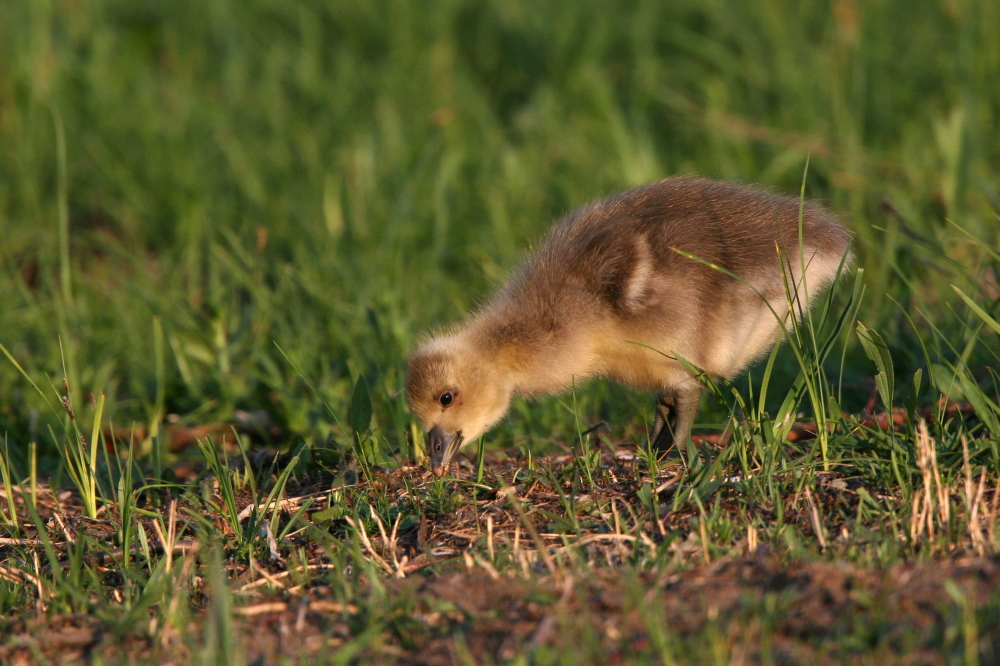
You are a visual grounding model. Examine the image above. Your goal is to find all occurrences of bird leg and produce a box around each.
[673,384,702,450]
[650,389,676,451]
[650,384,702,452]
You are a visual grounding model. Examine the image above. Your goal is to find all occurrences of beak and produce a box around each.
[428,425,464,477]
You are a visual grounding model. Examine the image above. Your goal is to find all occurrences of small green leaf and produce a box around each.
[636,483,654,512]
[312,505,347,523]
[930,363,964,401]
[856,322,894,415]
[349,375,373,438]
[959,373,1000,436]
[694,477,725,504]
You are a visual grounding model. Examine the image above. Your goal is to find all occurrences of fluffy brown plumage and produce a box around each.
[407,177,853,476]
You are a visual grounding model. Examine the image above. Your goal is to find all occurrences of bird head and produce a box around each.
[405,336,514,476]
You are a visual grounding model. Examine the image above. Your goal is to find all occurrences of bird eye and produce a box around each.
[439,392,453,407]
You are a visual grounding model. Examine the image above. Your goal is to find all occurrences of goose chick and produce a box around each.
[407,177,852,476]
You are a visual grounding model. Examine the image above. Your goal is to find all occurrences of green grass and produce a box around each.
[1,0,1000,662]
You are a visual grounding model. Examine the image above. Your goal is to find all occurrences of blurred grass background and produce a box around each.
[0,0,998,466]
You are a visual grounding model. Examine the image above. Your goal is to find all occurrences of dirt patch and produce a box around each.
[2,451,997,664]
[5,555,995,664]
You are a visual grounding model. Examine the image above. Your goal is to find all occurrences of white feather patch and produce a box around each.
[624,237,652,308]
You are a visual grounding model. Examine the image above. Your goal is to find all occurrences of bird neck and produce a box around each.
[465,313,596,397]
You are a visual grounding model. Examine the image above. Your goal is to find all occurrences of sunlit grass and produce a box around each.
[0,0,999,662]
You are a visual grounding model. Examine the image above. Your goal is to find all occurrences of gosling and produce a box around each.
[406,177,852,476]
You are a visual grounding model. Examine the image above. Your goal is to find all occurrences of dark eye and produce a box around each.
[439,392,453,407]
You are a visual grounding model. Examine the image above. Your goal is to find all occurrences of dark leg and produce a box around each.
[650,385,702,452]
[650,388,677,451]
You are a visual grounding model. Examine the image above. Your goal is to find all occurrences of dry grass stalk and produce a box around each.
[239,564,339,592]
[50,512,75,546]
[804,486,828,550]
[344,515,394,576]
[472,553,501,579]
[247,555,288,590]
[911,420,950,543]
[367,505,405,577]
[746,523,759,553]
[0,538,44,546]
[237,494,314,522]
[989,486,1000,546]
[486,515,495,561]
[608,498,630,563]
[699,518,711,563]
[962,435,989,555]
[151,499,179,573]
[234,599,356,617]
[0,564,41,586]
[32,551,45,613]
